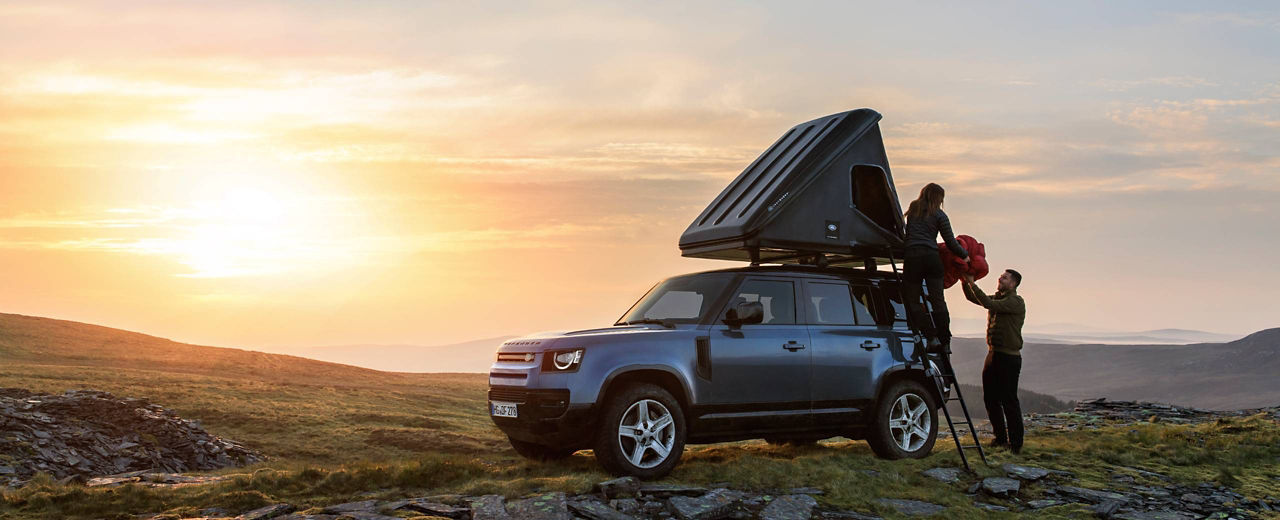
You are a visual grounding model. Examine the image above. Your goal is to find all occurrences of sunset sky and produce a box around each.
[1,2,1277,350]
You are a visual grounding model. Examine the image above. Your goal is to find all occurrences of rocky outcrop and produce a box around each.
[0,388,262,487]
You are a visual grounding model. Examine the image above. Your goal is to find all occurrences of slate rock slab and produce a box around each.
[759,494,818,520]
[1003,463,1051,481]
[1028,499,1066,509]
[1116,512,1197,520]
[640,484,710,497]
[1059,486,1130,504]
[506,492,572,520]
[875,499,945,516]
[819,511,882,520]
[470,494,512,520]
[324,500,379,514]
[330,512,400,520]
[973,502,1009,512]
[981,477,1021,498]
[921,467,961,484]
[596,476,642,499]
[569,498,637,520]
[1092,500,1122,518]
[667,488,743,520]
[393,498,470,518]
[238,503,296,520]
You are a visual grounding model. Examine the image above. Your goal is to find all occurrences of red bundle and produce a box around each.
[938,235,988,288]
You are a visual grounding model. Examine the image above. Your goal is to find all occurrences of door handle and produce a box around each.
[861,340,881,350]
[783,340,806,351]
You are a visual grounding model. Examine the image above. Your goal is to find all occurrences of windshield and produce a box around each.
[616,273,735,325]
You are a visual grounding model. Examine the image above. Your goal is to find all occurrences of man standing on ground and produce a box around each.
[961,269,1026,454]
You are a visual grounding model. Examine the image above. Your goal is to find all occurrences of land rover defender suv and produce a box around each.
[489,108,949,478]
[487,265,944,478]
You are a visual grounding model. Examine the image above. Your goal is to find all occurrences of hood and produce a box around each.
[497,324,695,352]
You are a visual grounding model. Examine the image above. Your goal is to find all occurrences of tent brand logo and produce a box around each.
[766,191,790,212]
[825,221,840,239]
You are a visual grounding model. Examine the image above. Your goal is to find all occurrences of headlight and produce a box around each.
[550,349,584,371]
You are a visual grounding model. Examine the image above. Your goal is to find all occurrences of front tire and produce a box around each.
[509,438,576,461]
[593,383,686,479]
[867,379,938,459]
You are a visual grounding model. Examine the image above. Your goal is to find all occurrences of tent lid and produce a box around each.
[678,108,907,266]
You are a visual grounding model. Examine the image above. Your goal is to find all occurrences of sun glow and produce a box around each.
[159,175,369,279]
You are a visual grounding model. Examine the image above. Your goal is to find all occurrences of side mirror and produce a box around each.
[724,301,764,329]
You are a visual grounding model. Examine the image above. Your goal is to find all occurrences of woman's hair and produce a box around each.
[905,183,945,218]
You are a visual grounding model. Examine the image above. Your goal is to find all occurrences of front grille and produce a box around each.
[488,387,528,403]
[487,388,571,419]
[497,352,537,362]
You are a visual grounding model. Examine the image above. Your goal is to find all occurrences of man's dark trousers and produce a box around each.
[982,350,1023,450]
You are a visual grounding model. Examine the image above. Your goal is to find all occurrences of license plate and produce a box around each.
[490,401,518,418]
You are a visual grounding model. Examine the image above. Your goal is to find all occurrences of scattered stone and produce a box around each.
[470,494,512,520]
[1002,463,1051,481]
[597,477,642,499]
[569,498,637,520]
[1028,499,1065,509]
[1178,493,1205,504]
[921,467,961,484]
[1059,486,1130,504]
[973,502,1009,512]
[980,477,1020,498]
[819,512,881,520]
[641,484,710,498]
[393,498,469,518]
[238,503,296,520]
[1092,500,1122,518]
[611,498,641,515]
[1115,512,1196,520]
[505,492,572,520]
[758,494,817,520]
[329,513,399,520]
[0,388,263,487]
[667,488,743,520]
[323,500,379,514]
[966,482,981,494]
[875,498,945,516]
[788,487,824,495]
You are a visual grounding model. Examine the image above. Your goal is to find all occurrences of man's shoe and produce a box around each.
[1011,444,1023,455]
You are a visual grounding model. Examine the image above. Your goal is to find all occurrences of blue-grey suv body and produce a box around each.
[488,265,945,478]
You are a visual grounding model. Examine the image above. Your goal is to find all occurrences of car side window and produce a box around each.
[730,279,796,324]
[873,284,908,327]
[805,282,856,325]
[849,284,877,325]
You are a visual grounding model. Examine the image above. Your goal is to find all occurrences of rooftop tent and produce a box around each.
[679,109,906,266]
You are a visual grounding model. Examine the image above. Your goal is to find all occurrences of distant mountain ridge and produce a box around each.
[947,327,1280,410]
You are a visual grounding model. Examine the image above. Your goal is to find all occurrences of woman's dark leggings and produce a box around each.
[902,249,950,345]
[982,350,1024,449]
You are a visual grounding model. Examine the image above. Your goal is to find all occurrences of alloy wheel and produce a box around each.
[888,392,931,452]
[616,398,676,469]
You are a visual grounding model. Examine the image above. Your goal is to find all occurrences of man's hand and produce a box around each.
[963,274,975,284]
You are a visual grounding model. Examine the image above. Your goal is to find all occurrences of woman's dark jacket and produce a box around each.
[904,209,968,258]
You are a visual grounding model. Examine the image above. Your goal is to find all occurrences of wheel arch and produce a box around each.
[599,366,693,421]
[874,365,943,410]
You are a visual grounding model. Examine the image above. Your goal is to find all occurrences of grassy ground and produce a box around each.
[3,364,1279,520]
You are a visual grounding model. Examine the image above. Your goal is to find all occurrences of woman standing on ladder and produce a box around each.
[902,183,969,353]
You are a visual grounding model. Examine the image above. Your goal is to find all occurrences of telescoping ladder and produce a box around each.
[886,250,989,472]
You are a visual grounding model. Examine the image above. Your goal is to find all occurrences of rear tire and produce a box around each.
[509,438,576,461]
[867,379,938,459]
[593,383,686,479]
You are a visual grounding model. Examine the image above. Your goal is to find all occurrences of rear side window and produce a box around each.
[849,285,878,325]
[876,283,909,326]
[806,282,856,325]
[730,279,796,324]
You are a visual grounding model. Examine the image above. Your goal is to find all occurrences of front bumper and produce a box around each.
[487,387,596,448]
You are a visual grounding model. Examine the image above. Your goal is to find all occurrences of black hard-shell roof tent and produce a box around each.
[679,109,907,267]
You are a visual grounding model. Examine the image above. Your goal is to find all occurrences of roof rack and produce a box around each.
[679,109,906,267]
